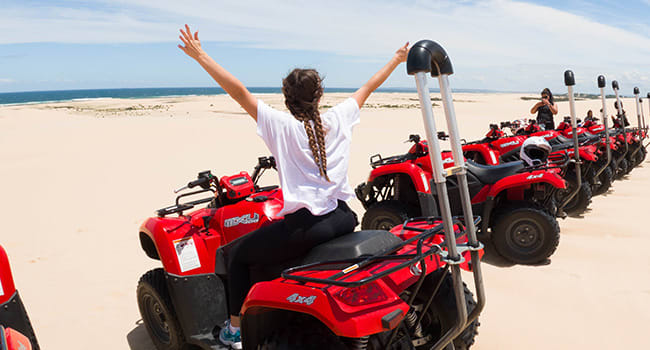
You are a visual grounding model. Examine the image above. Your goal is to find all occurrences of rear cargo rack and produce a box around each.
[281,216,481,288]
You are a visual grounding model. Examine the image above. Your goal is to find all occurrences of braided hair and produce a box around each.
[282,68,330,181]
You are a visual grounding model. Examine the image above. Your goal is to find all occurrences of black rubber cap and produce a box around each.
[647,93,650,99]
[407,40,453,77]
[564,70,575,86]
[634,87,640,95]
[612,80,619,90]
[597,75,606,88]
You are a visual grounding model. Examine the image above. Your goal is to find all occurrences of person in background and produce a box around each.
[530,88,558,130]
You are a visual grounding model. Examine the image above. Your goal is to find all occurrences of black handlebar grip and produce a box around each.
[407,40,453,77]
[188,178,206,188]
[612,80,619,90]
[564,70,575,86]
[597,75,606,88]
[634,87,640,95]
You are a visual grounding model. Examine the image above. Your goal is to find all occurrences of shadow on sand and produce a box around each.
[478,236,552,268]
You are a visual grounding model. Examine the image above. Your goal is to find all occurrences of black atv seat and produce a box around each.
[466,159,525,184]
[300,230,403,266]
[214,230,402,276]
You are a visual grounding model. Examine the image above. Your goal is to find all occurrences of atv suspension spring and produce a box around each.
[343,336,369,350]
[404,309,424,338]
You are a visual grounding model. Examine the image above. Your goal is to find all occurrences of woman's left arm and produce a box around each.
[178,25,258,121]
[549,103,558,115]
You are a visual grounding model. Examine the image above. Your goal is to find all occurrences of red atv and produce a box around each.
[356,132,566,265]
[462,119,598,215]
[0,245,39,350]
[136,39,486,350]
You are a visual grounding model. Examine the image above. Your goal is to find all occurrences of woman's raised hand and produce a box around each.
[178,24,204,60]
[394,42,409,63]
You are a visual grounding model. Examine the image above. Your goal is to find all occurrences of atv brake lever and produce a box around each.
[174,185,188,193]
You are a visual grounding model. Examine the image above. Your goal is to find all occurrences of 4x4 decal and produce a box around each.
[286,293,317,305]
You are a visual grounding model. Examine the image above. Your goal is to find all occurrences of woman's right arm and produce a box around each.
[178,25,258,121]
[351,43,409,109]
[530,102,542,114]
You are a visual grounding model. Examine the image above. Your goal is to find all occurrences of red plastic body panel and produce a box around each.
[367,163,431,193]
[529,130,562,141]
[0,245,17,305]
[487,170,566,198]
[3,328,32,350]
[489,136,527,154]
[140,189,284,276]
[461,144,500,165]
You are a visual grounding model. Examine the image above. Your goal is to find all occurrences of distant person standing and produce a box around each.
[530,88,558,130]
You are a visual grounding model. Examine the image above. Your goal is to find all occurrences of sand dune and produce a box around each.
[1,92,648,349]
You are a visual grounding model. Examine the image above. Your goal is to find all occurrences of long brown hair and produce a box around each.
[282,68,330,181]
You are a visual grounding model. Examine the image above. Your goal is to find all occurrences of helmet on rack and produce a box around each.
[520,136,552,166]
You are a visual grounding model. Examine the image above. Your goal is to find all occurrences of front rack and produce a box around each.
[281,216,481,288]
[370,153,417,168]
[156,188,214,217]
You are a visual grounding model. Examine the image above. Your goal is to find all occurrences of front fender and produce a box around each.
[487,170,566,198]
[462,143,500,165]
[140,216,219,276]
[368,163,431,193]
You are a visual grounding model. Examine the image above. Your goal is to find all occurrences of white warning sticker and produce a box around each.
[173,237,201,273]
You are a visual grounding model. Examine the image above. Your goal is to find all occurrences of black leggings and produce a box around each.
[227,200,357,315]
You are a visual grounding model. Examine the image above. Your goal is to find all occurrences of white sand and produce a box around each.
[1,92,648,349]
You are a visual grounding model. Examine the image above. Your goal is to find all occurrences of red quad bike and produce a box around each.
[0,245,39,350]
[136,40,486,350]
[356,74,585,265]
[461,117,597,216]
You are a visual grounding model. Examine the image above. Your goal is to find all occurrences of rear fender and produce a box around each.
[487,171,567,198]
[368,163,431,193]
[241,280,409,340]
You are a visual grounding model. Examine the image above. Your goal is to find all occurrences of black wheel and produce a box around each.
[259,316,346,350]
[361,200,409,230]
[615,158,628,179]
[491,204,560,265]
[554,173,591,216]
[633,146,647,167]
[592,166,613,196]
[137,268,186,350]
[639,147,647,164]
[409,271,479,350]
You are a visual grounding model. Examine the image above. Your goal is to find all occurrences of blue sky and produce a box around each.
[1,0,650,94]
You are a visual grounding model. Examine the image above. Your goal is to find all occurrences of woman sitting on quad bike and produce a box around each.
[177,24,409,349]
[530,88,559,130]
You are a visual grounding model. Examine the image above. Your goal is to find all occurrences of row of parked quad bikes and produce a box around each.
[1,40,648,350]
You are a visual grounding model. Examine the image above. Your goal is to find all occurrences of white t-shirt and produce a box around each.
[256,97,360,217]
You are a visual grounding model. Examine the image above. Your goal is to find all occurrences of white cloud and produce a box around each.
[0,78,14,83]
[1,0,650,91]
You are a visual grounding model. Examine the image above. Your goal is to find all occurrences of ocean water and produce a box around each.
[0,87,422,105]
